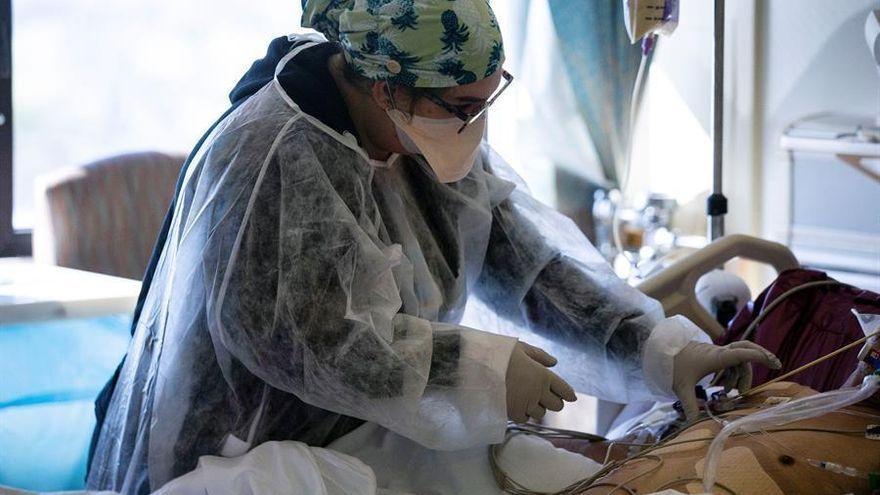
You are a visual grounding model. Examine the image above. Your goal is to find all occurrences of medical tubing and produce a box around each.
[612,40,653,269]
[806,458,866,478]
[702,374,880,491]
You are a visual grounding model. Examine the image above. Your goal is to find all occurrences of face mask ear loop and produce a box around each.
[385,83,398,111]
[386,83,414,124]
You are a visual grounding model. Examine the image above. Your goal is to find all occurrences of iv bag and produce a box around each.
[623,0,680,43]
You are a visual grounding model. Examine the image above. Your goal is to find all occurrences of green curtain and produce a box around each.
[547,0,647,187]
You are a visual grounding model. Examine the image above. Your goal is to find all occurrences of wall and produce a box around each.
[757,0,880,244]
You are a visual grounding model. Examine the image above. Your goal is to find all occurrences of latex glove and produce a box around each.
[505,342,577,423]
[673,340,782,420]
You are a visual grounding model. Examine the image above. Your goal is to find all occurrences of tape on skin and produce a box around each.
[694,446,784,495]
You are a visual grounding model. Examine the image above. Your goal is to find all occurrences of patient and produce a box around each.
[546,380,880,495]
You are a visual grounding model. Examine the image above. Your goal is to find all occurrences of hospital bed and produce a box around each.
[638,233,800,340]
[0,233,803,493]
[579,234,800,436]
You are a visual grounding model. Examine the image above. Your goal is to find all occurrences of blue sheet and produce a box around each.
[0,315,131,491]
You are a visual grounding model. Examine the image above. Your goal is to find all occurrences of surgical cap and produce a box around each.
[302,0,506,87]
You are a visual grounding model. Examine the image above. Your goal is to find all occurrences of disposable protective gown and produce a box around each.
[87,38,673,494]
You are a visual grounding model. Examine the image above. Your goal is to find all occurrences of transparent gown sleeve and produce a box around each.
[204,131,516,451]
[475,153,668,404]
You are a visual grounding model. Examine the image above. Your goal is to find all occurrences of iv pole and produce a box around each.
[708,0,728,241]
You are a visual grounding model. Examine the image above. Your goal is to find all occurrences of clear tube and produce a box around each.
[612,45,651,277]
[806,459,866,478]
[842,311,880,388]
[854,311,880,362]
[702,374,880,492]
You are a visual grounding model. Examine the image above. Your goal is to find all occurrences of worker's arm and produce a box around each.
[474,147,704,404]
[203,131,516,451]
[475,186,778,411]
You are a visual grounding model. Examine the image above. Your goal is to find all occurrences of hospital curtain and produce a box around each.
[546,0,647,187]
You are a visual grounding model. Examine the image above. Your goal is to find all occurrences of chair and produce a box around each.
[32,151,185,280]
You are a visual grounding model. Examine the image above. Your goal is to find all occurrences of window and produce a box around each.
[1,0,17,255]
[487,0,603,209]
[630,0,714,215]
[487,0,715,215]
[1,0,305,256]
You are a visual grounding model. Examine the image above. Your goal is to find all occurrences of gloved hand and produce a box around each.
[505,341,577,423]
[673,340,782,420]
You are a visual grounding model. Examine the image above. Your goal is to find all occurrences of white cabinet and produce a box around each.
[780,113,880,292]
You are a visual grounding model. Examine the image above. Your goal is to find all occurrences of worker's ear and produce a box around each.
[372,81,394,111]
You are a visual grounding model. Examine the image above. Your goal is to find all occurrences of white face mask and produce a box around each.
[386,108,486,183]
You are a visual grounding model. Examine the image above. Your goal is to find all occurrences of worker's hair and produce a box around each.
[341,57,444,115]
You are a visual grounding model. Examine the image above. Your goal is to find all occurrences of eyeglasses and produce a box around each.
[422,70,514,134]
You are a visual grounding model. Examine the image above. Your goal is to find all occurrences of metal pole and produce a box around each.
[708,0,728,241]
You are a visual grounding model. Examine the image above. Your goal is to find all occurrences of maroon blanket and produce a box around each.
[718,269,880,392]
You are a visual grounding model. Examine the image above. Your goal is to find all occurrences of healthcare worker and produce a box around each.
[87,1,780,493]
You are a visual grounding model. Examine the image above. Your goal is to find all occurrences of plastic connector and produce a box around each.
[706,193,728,216]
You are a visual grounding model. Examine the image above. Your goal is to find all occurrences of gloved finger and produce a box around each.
[521,342,558,368]
[510,409,528,423]
[717,347,780,371]
[674,380,700,421]
[726,341,782,369]
[549,372,577,402]
[720,367,739,393]
[527,403,547,421]
[736,362,753,394]
[540,389,565,412]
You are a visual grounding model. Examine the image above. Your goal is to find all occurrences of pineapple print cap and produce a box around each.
[302,0,505,88]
